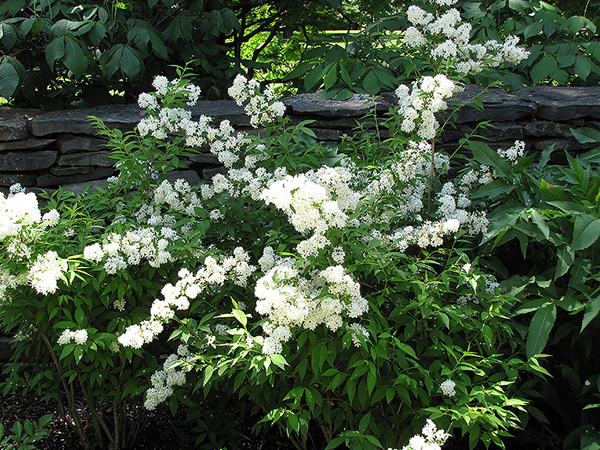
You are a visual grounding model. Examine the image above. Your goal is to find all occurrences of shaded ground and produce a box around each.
[0,390,295,450]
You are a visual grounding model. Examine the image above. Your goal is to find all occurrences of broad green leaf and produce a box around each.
[555,245,574,279]
[468,141,513,180]
[530,210,549,239]
[64,36,88,78]
[363,70,380,95]
[46,37,65,69]
[581,297,600,332]
[0,57,19,98]
[323,63,339,90]
[470,179,515,200]
[0,22,18,50]
[572,215,600,251]
[0,0,26,16]
[120,46,142,78]
[571,127,600,144]
[574,55,592,80]
[526,304,556,358]
[530,54,558,85]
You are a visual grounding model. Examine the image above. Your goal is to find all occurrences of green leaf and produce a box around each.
[0,57,20,98]
[571,127,600,144]
[119,46,142,78]
[530,54,558,85]
[362,70,380,95]
[64,36,88,78]
[0,22,18,50]
[526,304,556,358]
[46,37,66,71]
[581,297,600,332]
[572,215,600,251]
[574,56,592,80]
[468,141,513,180]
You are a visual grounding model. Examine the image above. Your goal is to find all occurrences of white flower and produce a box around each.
[440,379,456,397]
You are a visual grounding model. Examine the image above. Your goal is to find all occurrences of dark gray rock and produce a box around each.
[448,85,537,123]
[165,170,202,186]
[57,134,108,154]
[284,93,391,118]
[61,179,109,195]
[0,150,57,171]
[31,104,146,137]
[533,138,598,152]
[0,173,38,187]
[190,101,249,127]
[0,119,29,141]
[189,152,220,165]
[523,121,574,138]
[0,138,55,152]
[58,151,115,167]
[38,167,114,187]
[477,122,524,141]
[313,128,342,141]
[49,166,94,176]
[520,86,600,121]
[202,166,228,180]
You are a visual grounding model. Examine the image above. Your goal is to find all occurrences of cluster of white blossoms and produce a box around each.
[404,0,529,76]
[57,328,89,345]
[261,174,349,235]
[348,323,370,347]
[83,227,175,275]
[440,379,457,397]
[254,265,368,354]
[144,349,193,410]
[497,140,526,164]
[388,419,449,450]
[119,249,256,348]
[28,251,66,295]
[395,75,461,140]
[228,74,286,128]
[0,191,42,240]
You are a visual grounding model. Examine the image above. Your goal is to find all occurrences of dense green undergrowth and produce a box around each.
[1,1,600,450]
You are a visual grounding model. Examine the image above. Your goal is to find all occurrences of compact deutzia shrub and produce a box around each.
[0,1,541,449]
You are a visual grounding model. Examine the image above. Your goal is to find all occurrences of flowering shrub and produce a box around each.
[0,2,541,449]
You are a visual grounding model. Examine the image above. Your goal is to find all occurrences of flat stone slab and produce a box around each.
[38,167,114,187]
[31,104,145,137]
[0,138,56,152]
[448,85,537,123]
[58,152,115,167]
[57,134,107,154]
[284,93,391,118]
[520,86,600,121]
[0,150,57,171]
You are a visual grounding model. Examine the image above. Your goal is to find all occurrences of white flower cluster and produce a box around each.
[83,227,175,275]
[404,1,529,76]
[144,351,192,410]
[228,74,286,128]
[395,75,460,140]
[57,328,88,345]
[0,191,42,240]
[119,249,256,348]
[440,379,456,397]
[261,174,348,235]
[28,251,66,295]
[497,140,526,164]
[254,265,368,354]
[388,419,449,450]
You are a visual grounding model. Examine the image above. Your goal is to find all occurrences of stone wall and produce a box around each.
[1,85,599,195]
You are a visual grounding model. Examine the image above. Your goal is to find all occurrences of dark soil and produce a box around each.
[0,390,296,450]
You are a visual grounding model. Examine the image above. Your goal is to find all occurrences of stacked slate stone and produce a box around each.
[1,86,599,195]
